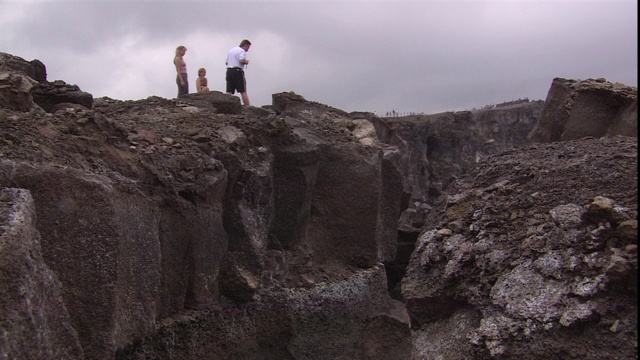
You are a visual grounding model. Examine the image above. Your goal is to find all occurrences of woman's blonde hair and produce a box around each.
[198,68,206,75]
[175,45,186,57]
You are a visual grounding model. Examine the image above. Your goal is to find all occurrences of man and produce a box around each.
[225,39,251,106]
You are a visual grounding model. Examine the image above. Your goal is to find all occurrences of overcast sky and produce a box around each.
[1,0,637,115]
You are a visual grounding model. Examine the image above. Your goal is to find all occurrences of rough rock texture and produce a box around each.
[528,77,637,142]
[402,136,637,359]
[1,52,637,360]
[117,265,411,360]
[0,188,83,359]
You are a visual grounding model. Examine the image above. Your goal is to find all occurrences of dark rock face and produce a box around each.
[0,188,83,359]
[528,77,637,142]
[0,52,637,360]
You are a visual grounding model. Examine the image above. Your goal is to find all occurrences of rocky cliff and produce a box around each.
[0,52,637,359]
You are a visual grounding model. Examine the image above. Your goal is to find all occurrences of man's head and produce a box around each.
[239,39,252,51]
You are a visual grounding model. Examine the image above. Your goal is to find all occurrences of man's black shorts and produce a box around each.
[226,67,246,94]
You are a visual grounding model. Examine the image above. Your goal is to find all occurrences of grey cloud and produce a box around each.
[1,1,636,115]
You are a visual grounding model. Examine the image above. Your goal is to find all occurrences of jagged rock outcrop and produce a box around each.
[528,77,637,142]
[0,52,637,360]
[1,52,93,112]
[0,52,46,81]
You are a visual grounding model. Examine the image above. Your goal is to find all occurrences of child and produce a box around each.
[196,68,209,93]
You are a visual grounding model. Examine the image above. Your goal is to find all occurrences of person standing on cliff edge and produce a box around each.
[174,45,188,97]
[225,39,251,106]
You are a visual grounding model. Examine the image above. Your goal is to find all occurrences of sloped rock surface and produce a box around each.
[402,136,637,359]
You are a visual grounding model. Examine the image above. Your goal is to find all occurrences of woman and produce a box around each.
[174,45,188,97]
[196,67,210,93]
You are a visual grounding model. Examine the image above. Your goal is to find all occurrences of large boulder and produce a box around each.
[0,155,229,358]
[0,52,45,80]
[0,72,37,111]
[30,80,94,112]
[0,53,47,111]
[180,90,242,114]
[117,265,411,360]
[528,77,637,142]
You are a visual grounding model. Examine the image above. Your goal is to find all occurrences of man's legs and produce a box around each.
[225,69,235,94]
[241,92,250,106]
